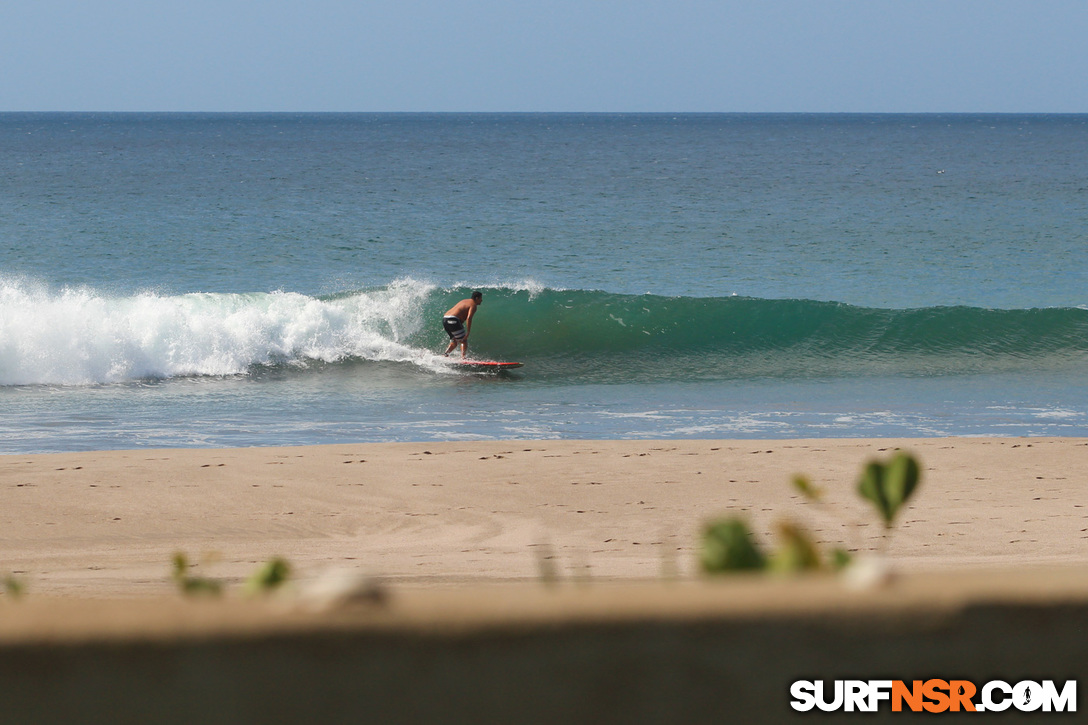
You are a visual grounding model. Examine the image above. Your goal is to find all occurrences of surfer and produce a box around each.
[442,291,482,358]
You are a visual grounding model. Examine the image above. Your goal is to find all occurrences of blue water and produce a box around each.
[2,113,1087,452]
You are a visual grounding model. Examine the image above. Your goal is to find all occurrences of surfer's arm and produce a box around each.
[463,306,475,336]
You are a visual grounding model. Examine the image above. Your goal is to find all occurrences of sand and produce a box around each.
[2,437,1086,596]
[3,438,1088,723]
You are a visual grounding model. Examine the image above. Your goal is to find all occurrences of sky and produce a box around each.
[1,0,1085,113]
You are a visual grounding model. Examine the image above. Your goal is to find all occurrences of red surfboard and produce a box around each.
[456,360,524,372]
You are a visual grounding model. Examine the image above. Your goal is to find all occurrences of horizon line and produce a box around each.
[2,110,1086,116]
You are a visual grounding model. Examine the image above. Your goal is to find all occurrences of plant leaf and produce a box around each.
[858,461,892,525]
[2,575,25,599]
[182,577,222,596]
[770,521,821,573]
[246,557,291,595]
[830,547,853,571]
[791,474,823,502]
[884,453,920,520]
[857,454,921,527]
[701,518,767,573]
[172,551,223,597]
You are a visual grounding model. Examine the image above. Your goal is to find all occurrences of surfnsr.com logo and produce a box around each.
[790,679,1077,713]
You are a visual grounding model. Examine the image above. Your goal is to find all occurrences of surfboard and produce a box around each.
[456,360,524,372]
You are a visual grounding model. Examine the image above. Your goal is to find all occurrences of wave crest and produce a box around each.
[0,279,434,385]
[3,279,1087,385]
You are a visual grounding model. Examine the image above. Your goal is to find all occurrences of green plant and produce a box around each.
[791,474,823,502]
[701,452,922,576]
[700,518,767,573]
[791,474,854,570]
[2,574,25,599]
[769,521,822,573]
[858,452,920,528]
[171,552,223,597]
[245,557,291,595]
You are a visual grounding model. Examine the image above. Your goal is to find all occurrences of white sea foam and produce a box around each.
[1032,408,1080,420]
[0,278,437,385]
[451,277,553,299]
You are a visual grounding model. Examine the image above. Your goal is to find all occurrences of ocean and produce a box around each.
[2,112,1087,453]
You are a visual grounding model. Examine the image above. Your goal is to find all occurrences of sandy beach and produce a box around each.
[3,437,1088,723]
[3,437,1087,596]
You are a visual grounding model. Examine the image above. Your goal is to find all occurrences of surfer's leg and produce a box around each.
[442,316,466,356]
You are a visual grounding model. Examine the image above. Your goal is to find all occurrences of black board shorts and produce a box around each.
[443,315,467,340]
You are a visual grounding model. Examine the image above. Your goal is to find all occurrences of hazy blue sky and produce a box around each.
[2,0,1085,112]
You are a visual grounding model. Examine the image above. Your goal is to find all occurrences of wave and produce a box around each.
[0,278,437,386]
[471,288,1088,355]
[2,278,1087,386]
[463,288,1088,380]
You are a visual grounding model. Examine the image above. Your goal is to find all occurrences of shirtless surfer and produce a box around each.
[442,291,482,358]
